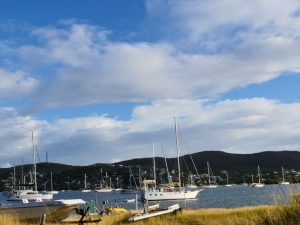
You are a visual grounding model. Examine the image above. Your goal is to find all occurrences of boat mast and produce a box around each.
[152,144,156,189]
[207,162,211,185]
[50,171,53,191]
[84,173,87,189]
[281,167,285,182]
[174,117,181,188]
[161,145,172,184]
[258,166,261,184]
[32,132,37,192]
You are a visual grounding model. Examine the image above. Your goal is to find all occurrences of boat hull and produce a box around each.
[0,199,85,221]
[142,189,201,201]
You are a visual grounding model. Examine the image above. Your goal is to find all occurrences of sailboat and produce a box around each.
[251,166,264,188]
[81,173,91,192]
[43,172,59,195]
[222,170,233,187]
[279,167,290,185]
[121,166,139,194]
[142,118,202,201]
[95,169,113,192]
[204,162,218,188]
[7,133,53,201]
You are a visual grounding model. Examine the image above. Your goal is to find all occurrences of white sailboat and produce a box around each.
[81,173,91,192]
[95,169,113,192]
[43,172,59,195]
[222,170,233,187]
[251,166,264,188]
[205,162,218,188]
[279,167,290,185]
[142,118,201,201]
[8,133,53,201]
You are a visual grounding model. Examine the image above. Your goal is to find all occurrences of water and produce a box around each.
[51,184,300,210]
[2,184,300,210]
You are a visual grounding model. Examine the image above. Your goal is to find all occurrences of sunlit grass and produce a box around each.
[4,194,300,225]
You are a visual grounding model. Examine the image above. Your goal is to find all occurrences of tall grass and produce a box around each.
[3,195,300,225]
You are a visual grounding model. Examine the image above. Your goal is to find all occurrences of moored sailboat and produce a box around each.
[142,118,201,201]
[279,166,290,185]
[251,166,264,188]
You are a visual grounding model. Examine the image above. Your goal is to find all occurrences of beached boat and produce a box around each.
[128,203,181,222]
[0,199,85,221]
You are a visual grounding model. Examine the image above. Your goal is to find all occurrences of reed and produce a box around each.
[0,214,25,225]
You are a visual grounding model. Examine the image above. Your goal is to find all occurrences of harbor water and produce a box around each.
[49,184,300,210]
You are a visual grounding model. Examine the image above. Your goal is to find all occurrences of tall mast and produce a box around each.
[161,145,172,184]
[174,117,181,188]
[50,171,53,191]
[84,173,87,189]
[258,166,261,184]
[32,132,37,192]
[207,162,211,185]
[152,144,156,189]
[281,167,285,182]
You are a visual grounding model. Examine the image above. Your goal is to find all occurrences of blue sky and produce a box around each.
[1,0,300,167]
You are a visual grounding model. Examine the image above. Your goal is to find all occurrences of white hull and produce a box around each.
[43,190,59,195]
[279,181,290,185]
[7,190,53,201]
[95,188,113,192]
[252,183,264,188]
[205,185,218,188]
[81,189,92,192]
[128,204,181,222]
[224,184,233,187]
[0,199,85,221]
[142,189,201,201]
[186,185,198,189]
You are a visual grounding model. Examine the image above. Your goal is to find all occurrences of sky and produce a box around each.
[1,0,300,167]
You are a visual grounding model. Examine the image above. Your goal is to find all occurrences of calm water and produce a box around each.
[50,184,300,210]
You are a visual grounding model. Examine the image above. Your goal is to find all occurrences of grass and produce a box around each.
[3,196,300,225]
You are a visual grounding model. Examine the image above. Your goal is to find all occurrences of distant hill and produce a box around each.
[1,150,300,190]
[116,150,300,175]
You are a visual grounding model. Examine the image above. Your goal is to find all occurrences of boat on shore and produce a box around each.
[128,203,181,222]
[0,199,85,221]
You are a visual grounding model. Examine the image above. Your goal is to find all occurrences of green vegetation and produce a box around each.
[1,150,300,191]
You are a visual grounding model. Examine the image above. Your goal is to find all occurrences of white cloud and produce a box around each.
[1,98,300,165]
[0,69,38,99]
[11,14,300,109]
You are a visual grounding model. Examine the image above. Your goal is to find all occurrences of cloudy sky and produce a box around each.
[1,0,300,167]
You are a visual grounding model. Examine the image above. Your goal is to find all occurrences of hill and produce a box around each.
[1,150,300,190]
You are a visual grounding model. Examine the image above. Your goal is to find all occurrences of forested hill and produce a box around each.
[1,150,300,190]
[116,150,300,175]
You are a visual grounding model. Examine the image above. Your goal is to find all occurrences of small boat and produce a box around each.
[128,203,181,222]
[124,199,135,203]
[0,199,85,221]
